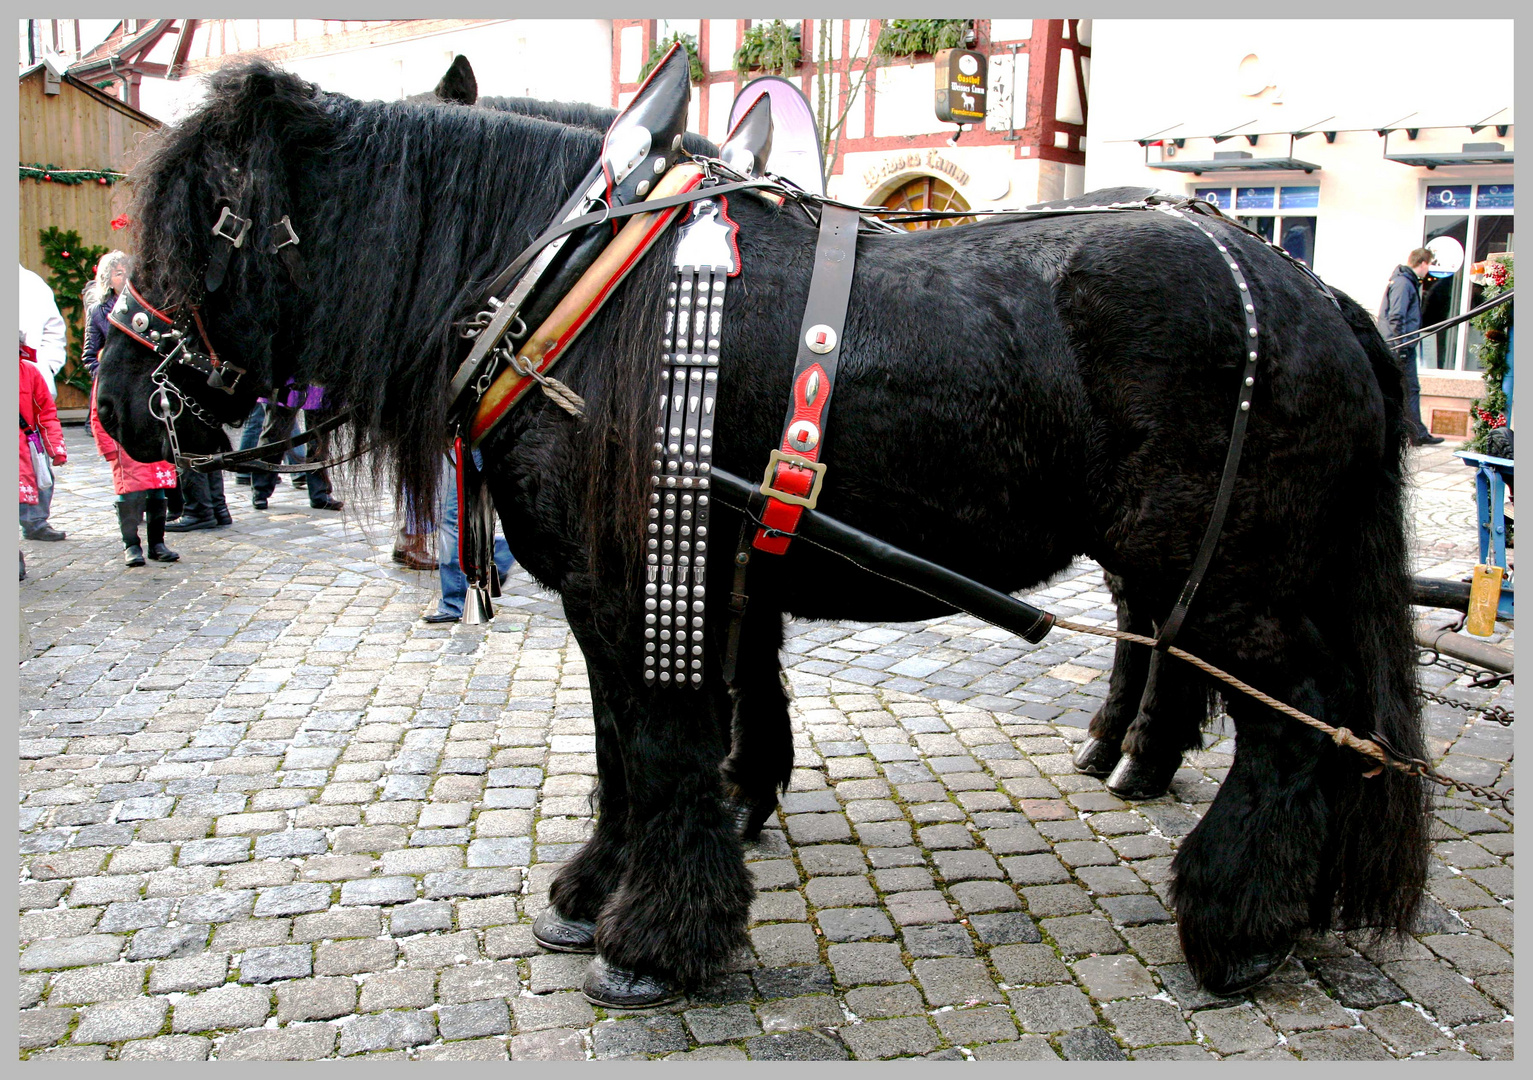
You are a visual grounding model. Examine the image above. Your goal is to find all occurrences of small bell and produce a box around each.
[463,584,494,625]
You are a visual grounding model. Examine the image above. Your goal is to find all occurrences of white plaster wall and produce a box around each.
[1084,19,1513,310]
[136,20,612,124]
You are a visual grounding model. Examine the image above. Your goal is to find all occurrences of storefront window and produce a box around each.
[1235,187,1275,211]
[1421,183,1513,371]
[1464,214,1514,371]
[1419,216,1466,371]
[1196,185,1320,266]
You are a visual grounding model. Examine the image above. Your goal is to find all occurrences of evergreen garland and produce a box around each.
[1467,256,1513,454]
[639,32,706,85]
[37,226,110,394]
[873,19,971,62]
[21,162,126,185]
[734,20,802,76]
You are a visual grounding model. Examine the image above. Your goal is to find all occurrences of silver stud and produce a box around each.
[805,324,836,354]
[1244,304,1254,313]
[1248,327,1258,337]
[1249,351,1257,361]
[1244,376,1254,387]
[1240,400,1250,411]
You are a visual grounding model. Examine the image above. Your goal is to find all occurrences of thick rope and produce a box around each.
[506,351,586,418]
[1051,618,1513,810]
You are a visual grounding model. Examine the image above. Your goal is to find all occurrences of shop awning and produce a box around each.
[1383,147,1514,169]
[1146,156,1321,175]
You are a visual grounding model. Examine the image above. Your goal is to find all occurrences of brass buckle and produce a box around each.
[211,206,251,248]
[759,449,827,511]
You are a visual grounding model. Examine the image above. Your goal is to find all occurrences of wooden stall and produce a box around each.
[18,61,160,412]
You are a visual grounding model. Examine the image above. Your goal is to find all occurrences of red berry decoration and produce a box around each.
[98,176,108,185]
[61,251,69,258]
[42,173,51,181]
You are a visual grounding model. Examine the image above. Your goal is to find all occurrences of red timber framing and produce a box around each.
[69,19,200,111]
[609,19,1089,179]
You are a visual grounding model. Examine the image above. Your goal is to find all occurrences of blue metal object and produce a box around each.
[1503,324,1514,413]
[1455,449,1514,620]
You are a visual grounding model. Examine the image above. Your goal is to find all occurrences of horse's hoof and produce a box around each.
[725,796,778,841]
[581,955,682,1009]
[1198,948,1293,996]
[532,906,596,953]
[1105,753,1180,800]
[1072,736,1122,777]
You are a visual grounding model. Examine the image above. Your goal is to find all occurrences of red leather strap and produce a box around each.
[755,363,829,554]
[753,204,860,553]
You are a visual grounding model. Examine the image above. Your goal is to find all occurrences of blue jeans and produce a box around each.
[435,454,514,617]
[1399,345,1431,439]
[236,404,304,479]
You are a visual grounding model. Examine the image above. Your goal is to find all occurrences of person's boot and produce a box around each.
[164,512,218,531]
[392,530,439,571]
[119,493,147,567]
[146,495,180,562]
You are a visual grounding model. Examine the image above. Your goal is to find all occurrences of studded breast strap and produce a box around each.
[643,191,743,686]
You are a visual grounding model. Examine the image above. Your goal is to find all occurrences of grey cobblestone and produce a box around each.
[16,437,1510,1058]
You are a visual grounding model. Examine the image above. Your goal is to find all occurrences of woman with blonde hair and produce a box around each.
[82,250,131,374]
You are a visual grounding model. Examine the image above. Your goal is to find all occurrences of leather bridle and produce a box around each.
[109,204,360,474]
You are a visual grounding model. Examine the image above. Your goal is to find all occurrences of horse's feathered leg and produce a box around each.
[1073,573,1151,777]
[720,605,793,840]
[546,657,630,926]
[1168,615,1341,994]
[1076,574,1212,798]
[592,679,755,989]
[1111,647,1216,799]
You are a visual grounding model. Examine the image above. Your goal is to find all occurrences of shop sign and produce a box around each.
[862,150,972,192]
[934,48,988,124]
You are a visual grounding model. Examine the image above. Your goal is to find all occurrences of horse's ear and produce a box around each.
[435,55,477,106]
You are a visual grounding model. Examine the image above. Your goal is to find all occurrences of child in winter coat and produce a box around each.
[20,348,68,578]
[89,381,180,566]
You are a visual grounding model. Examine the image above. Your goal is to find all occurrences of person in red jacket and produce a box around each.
[19,346,67,579]
[89,381,180,566]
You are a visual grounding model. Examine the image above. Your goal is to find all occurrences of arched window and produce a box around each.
[879,175,974,230]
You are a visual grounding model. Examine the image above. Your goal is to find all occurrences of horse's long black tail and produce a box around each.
[1319,290,1430,937]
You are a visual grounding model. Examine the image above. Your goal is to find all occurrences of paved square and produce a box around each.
[18,433,1512,1059]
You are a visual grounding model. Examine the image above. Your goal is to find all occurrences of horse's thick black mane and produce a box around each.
[480,95,718,156]
[128,59,612,522]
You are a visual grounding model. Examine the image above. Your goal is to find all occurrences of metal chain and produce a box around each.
[1052,617,1514,811]
[1413,649,1514,724]
[1416,687,1514,726]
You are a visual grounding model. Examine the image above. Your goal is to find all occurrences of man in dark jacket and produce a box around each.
[1378,247,1443,445]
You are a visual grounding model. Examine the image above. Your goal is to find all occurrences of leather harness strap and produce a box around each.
[1150,206,1263,651]
[751,204,860,554]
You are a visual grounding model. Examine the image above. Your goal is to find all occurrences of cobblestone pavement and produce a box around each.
[18,428,1513,1060]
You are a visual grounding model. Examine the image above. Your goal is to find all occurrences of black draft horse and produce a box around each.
[96,62,1429,996]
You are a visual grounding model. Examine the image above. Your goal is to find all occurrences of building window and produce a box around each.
[879,176,973,230]
[1420,182,1513,372]
[1192,184,1319,266]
